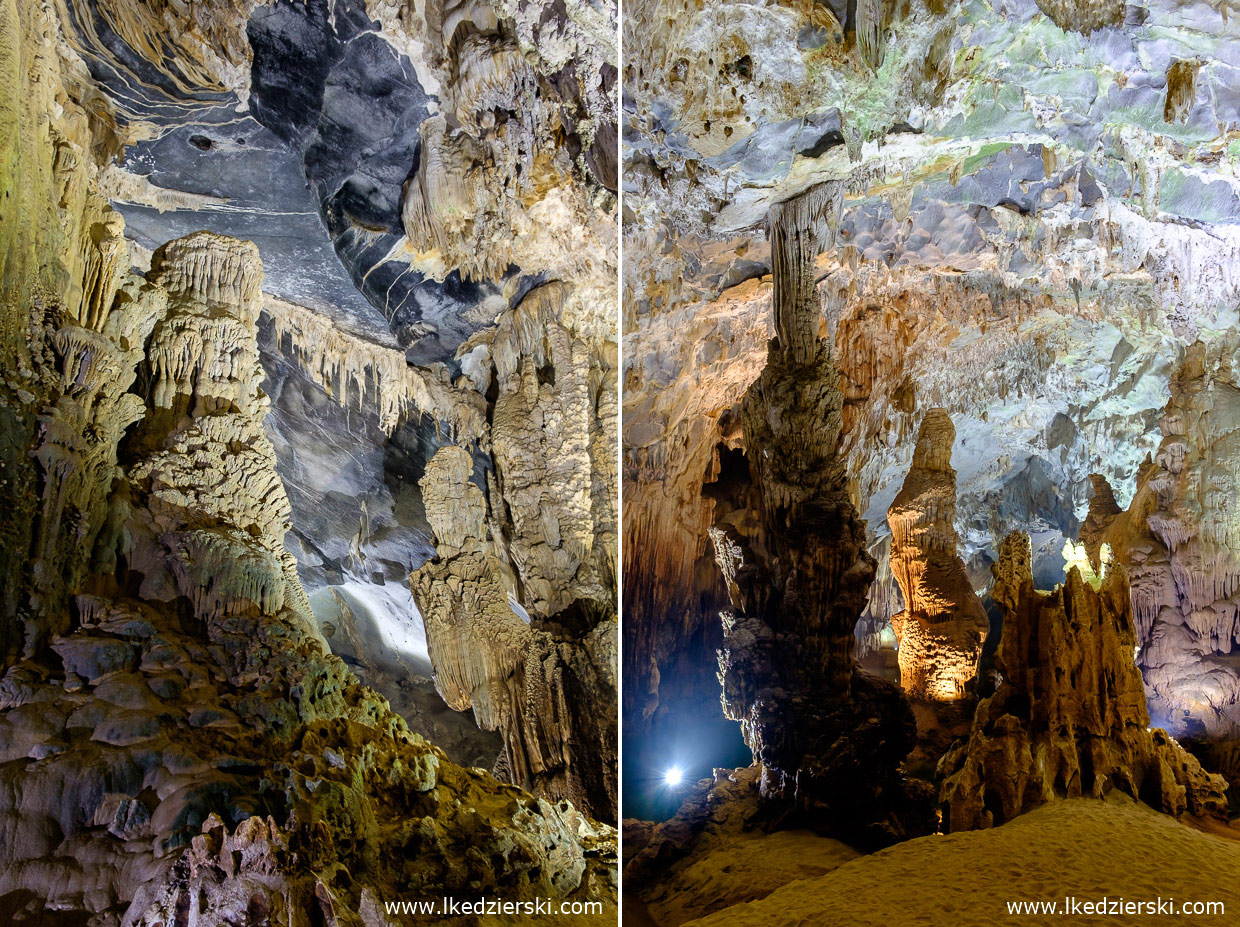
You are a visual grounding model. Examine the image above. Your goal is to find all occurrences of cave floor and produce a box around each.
[656,799,1240,926]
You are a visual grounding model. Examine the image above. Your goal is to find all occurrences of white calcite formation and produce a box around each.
[1078,337,1240,747]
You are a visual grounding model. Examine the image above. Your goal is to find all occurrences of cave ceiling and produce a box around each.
[622,0,1240,740]
[68,0,499,357]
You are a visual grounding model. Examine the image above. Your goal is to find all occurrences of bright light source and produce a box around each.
[664,766,684,786]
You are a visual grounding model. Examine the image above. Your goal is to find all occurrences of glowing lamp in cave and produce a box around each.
[664,766,684,787]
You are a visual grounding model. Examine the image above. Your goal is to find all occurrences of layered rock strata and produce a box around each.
[887,409,989,702]
[939,532,1227,832]
[708,183,932,847]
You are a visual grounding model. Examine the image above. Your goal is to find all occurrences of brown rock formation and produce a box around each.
[886,409,988,702]
[708,183,933,847]
[410,279,618,822]
[939,532,1227,832]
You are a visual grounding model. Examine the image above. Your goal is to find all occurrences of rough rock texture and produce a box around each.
[706,184,932,847]
[36,0,621,796]
[887,409,989,702]
[939,532,1227,832]
[622,0,1240,811]
[411,443,617,821]
[1079,339,1240,747]
[0,224,617,923]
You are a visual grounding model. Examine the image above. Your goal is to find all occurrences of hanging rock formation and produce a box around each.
[411,440,617,821]
[708,183,933,847]
[939,532,1227,832]
[886,409,989,703]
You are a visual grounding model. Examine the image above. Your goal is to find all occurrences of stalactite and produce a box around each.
[262,295,482,438]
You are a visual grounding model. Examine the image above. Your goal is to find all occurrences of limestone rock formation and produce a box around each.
[1077,340,1240,746]
[412,439,618,822]
[38,0,621,805]
[622,0,1240,801]
[939,532,1227,832]
[3,3,619,918]
[707,184,933,847]
[886,409,989,702]
[0,228,617,922]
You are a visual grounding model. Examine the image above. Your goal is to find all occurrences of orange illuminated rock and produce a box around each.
[886,409,988,702]
[939,532,1227,832]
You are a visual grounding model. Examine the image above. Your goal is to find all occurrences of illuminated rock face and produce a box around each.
[1079,340,1240,747]
[887,409,989,702]
[621,0,1240,788]
[2,4,618,918]
[939,533,1227,832]
[708,183,933,848]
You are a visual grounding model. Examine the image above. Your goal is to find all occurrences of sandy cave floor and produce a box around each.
[667,799,1240,926]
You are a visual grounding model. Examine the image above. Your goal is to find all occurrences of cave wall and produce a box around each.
[0,0,619,918]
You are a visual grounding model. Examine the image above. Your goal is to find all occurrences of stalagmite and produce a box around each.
[886,409,988,702]
[1077,341,1240,744]
[939,532,1227,832]
[708,182,933,847]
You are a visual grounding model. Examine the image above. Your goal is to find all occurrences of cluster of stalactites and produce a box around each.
[262,295,482,437]
[148,233,264,322]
